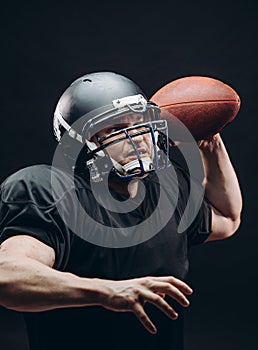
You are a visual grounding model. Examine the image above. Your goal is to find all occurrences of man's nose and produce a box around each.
[127,131,144,143]
[127,126,147,139]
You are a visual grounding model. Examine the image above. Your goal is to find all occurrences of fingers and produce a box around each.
[132,289,180,334]
[156,292,166,299]
[140,290,179,320]
[102,276,193,335]
[147,276,193,295]
[133,302,157,334]
[152,282,190,307]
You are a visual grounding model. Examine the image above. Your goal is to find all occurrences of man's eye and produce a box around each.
[107,127,122,134]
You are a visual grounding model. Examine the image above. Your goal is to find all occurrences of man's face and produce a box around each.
[93,114,153,167]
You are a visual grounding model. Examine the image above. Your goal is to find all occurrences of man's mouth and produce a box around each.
[126,148,148,158]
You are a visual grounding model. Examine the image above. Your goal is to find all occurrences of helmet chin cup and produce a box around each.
[112,157,154,178]
[123,157,154,173]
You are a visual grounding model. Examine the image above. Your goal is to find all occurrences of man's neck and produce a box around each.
[108,177,138,199]
[108,173,149,199]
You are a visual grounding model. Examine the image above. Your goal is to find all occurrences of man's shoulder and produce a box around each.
[0,164,79,208]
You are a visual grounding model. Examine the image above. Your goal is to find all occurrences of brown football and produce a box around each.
[151,76,241,140]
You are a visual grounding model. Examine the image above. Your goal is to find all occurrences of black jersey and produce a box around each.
[0,163,211,350]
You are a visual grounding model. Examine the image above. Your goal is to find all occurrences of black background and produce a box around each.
[1,0,258,349]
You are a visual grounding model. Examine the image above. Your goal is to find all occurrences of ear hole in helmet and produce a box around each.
[83,79,92,83]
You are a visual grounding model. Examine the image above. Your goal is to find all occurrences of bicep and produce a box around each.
[0,235,55,267]
[205,206,241,242]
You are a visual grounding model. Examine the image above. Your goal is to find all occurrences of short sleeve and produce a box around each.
[186,197,212,246]
[0,165,72,270]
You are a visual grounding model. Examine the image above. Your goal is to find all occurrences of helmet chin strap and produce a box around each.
[110,157,154,176]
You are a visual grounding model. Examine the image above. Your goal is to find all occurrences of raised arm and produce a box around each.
[198,134,242,241]
[0,235,193,334]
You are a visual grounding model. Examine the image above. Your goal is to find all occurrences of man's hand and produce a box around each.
[197,132,221,150]
[99,276,193,334]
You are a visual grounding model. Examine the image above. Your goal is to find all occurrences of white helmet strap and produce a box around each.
[110,157,154,175]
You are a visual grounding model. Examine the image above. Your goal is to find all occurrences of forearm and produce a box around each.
[0,253,194,334]
[199,134,242,220]
[0,256,105,312]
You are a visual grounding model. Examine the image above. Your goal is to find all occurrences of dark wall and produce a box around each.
[1,1,257,349]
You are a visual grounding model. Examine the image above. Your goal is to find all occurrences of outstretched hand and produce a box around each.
[99,276,193,334]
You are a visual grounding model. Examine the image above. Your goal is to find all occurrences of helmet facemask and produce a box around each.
[54,94,170,182]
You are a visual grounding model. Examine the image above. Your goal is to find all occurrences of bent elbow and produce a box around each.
[221,216,242,240]
[207,214,241,242]
[228,216,241,237]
